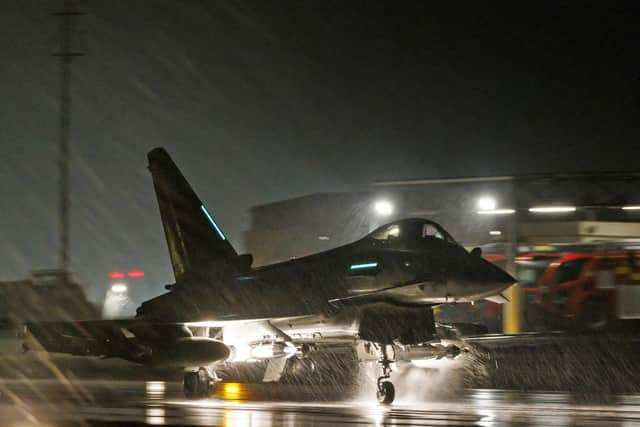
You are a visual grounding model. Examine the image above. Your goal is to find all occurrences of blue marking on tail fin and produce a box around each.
[200,205,226,240]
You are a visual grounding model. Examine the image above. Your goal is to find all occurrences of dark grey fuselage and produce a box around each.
[25,149,516,369]
[137,218,514,336]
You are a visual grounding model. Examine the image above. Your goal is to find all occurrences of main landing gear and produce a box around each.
[376,345,395,405]
[184,367,215,399]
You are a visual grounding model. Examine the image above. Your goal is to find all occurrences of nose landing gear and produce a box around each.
[377,380,395,405]
[376,345,395,405]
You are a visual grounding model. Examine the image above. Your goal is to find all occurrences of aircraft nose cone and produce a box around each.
[500,268,517,285]
[476,257,515,285]
[489,262,516,285]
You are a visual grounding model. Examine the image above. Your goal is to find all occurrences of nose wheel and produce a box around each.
[376,344,396,405]
[377,379,395,404]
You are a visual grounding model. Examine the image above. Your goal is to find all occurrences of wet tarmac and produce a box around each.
[1,380,640,426]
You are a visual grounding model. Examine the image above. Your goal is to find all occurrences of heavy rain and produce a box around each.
[1,1,640,426]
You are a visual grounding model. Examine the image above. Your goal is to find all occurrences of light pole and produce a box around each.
[477,196,497,211]
[53,1,85,273]
[370,199,394,231]
[475,193,521,334]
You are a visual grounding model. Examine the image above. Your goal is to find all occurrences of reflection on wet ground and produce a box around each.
[1,380,640,426]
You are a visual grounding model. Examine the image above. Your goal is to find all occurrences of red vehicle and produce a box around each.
[518,250,640,330]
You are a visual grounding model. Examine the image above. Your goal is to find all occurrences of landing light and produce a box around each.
[250,342,297,359]
[489,230,502,236]
[622,206,640,211]
[250,345,276,359]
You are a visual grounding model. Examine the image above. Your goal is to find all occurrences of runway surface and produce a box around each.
[2,380,640,426]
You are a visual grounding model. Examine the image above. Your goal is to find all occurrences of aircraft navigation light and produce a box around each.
[489,230,502,236]
[622,205,640,210]
[373,199,394,216]
[111,283,127,293]
[477,209,515,215]
[200,204,226,240]
[528,206,576,213]
[109,272,125,279]
[127,270,145,278]
[477,196,497,211]
[350,262,379,270]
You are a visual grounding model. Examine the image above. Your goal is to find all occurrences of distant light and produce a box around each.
[317,236,330,240]
[477,196,497,211]
[533,245,557,252]
[622,206,640,211]
[111,283,127,293]
[350,262,379,270]
[529,206,576,213]
[200,205,226,240]
[477,209,515,215]
[109,272,125,279]
[127,270,145,278]
[489,230,502,236]
[373,199,394,217]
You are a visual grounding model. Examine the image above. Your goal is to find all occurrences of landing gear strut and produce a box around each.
[376,345,395,405]
[184,367,214,399]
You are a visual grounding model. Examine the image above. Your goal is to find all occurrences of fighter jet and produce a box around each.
[26,148,515,404]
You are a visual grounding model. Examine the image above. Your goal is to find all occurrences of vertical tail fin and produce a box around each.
[147,148,238,281]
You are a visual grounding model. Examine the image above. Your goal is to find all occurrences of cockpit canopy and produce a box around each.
[368,218,457,246]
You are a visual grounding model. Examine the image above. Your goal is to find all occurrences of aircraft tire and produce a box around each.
[288,357,316,378]
[184,368,210,399]
[376,380,395,405]
[184,372,198,399]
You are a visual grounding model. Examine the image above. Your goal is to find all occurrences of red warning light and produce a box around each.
[127,270,145,278]
[109,272,125,279]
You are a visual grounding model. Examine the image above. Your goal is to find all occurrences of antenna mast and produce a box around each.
[53,0,84,271]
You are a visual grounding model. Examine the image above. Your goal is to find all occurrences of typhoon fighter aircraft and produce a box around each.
[26,148,515,404]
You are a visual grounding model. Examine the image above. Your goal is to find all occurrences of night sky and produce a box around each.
[1,1,638,301]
